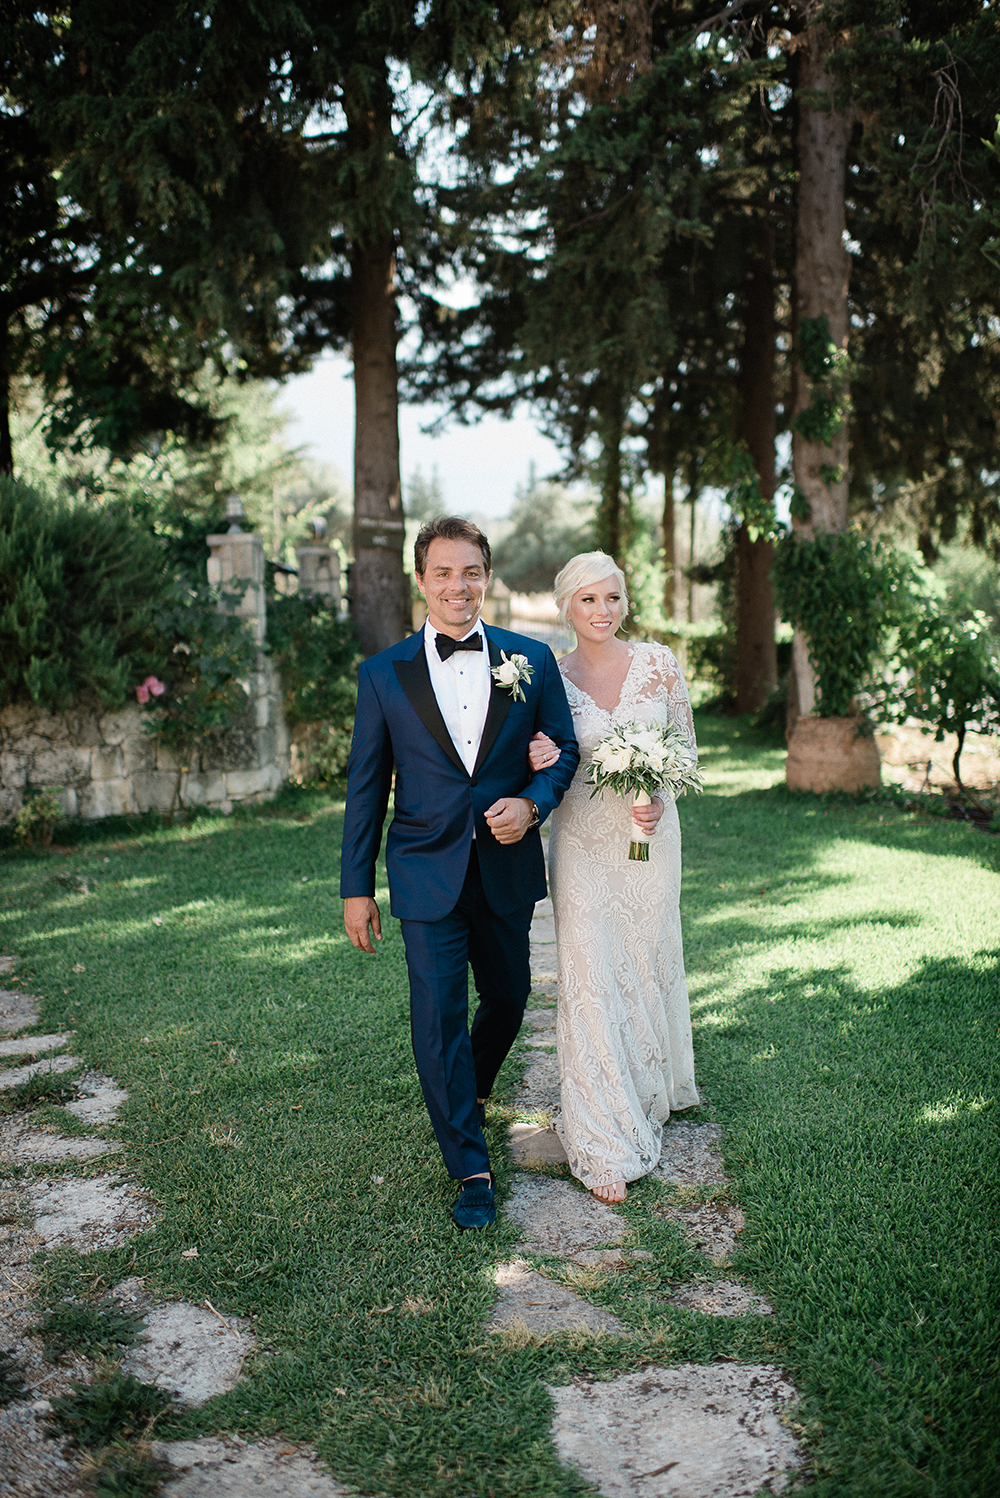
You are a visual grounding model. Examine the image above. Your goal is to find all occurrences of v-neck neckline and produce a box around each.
[560,646,637,715]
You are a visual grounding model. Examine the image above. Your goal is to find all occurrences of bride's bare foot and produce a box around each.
[591,1181,626,1205]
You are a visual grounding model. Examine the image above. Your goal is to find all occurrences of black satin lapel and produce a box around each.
[394,648,468,776]
[473,633,513,775]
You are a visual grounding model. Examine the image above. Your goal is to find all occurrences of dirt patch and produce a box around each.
[0,1032,73,1058]
[64,1072,128,1125]
[124,1302,256,1406]
[0,1118,121,1163]
[517,1050,562,1112]
[669,1279,774,1318]
[508,1122,568,1167]
[655,1198,745,1266]
[153,1435,351,1497]
[0,989,40,1035]
[27,1174,157,1253]
[489,1260,624,1337]
[655,1124,726,1188]
[549,1362,803,1497]
[0,1054,82,1092]
[505,1175,626,1257]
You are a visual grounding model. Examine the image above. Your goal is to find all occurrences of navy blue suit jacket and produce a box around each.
[339,625,579,922]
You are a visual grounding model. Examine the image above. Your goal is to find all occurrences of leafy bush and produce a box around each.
[12,787,64,847]
[772,529,913,717]
[140,581,259,783]
[0,476,167,710]
[266,592,361,781]
[882,611,1000,789]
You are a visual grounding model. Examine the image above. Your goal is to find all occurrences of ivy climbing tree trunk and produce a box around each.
[789,7,852,719]
[350,236,407,656]
[735,218,778,715]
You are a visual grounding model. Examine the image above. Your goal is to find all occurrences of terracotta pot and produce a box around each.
[785,716,881,793]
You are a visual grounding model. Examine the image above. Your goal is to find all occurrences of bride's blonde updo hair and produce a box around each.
[553,551,629,628]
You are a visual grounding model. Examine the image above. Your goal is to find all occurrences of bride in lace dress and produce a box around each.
[529,552,699,1204]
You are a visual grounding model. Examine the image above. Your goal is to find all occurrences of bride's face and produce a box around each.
[569,576,623,642]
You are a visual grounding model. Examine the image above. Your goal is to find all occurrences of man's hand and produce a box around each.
[344,896,382,954]
[484,797,535,845]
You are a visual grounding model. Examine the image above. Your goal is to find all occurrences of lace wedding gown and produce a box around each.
[549,642,700,1191]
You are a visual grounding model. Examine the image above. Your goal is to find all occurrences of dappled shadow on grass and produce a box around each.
[695,947,999,1497]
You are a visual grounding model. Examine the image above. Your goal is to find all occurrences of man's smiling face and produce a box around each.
[416,538,491,638]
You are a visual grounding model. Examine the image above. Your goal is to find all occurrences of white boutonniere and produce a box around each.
[491,650,534,703]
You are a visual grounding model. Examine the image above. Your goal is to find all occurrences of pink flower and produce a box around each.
[135,683,150,703]
[145,676,166,697]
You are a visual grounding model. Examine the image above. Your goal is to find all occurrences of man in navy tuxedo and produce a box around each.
[341,516,579,1229]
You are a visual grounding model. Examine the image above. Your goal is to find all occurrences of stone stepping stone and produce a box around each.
[549,1362,802,1498]
[505,1175,626,1257]
[0,1032,73,1058]
[0,1119,121,1163]
[508,1122,568,1167]
[64,1071,128,1124]
[655,1124,726,1188]
[655,1198,745,1267]
[517,1050,562,1112]
[488,1259,624,1336]
[153,1435,350,1497]
[669,1280,774,1318]
[0,1054,82,1090]
[27,1174,157,1252]
[124,1302,256,1406]
[0,987,39,1034]
[523,1008,557,1048]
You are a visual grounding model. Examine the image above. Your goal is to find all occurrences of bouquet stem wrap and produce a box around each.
[629,789,652,861]
[588,719,702,861]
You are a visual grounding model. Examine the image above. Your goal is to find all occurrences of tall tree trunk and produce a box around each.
[596,395,626,566]
[0,323,13,477]
[662,473,676,622]
[735,218,778,715]
[350,237,407,655]
[789,9,852,720]
[686,460,700,625]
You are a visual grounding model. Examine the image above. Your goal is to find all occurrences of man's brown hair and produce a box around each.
[414,516,492,577]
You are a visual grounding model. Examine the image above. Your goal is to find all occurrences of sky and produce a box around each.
[275,354,568,519]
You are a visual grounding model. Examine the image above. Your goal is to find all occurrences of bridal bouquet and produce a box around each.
[588,720,703,860]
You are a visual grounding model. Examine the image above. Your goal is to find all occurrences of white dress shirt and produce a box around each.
[423,618,491,776]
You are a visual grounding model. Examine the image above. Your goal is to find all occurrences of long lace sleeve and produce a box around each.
[654,647,697,755]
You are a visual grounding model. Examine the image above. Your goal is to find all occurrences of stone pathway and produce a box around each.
[0,962,325,1498]
[490,874,801,1497]
[1,860,803,1498]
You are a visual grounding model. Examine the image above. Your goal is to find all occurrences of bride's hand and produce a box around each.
[633,795,664,835]
[529,731,561,772]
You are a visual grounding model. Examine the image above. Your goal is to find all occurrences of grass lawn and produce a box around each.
[1,713,997,1497]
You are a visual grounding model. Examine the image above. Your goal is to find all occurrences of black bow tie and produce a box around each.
[436,632,483,661]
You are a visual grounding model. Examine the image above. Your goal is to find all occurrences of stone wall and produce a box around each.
[0,653,289,823]
[1,523,293,824]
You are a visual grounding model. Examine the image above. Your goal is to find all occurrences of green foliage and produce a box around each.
[12,788,64,848]
[492,480,595,595]
[30,1301,142,1362]
[48,1374,172,1448]
[142,583,260,777]
[723,445,781,543]
[888,611,1000,787]
[88,1444,172,1498]
[0,477,166,712]
[793,317,851,447]
[266,592,361,782]
[0,1351,28,1408]
[772,530,913,717]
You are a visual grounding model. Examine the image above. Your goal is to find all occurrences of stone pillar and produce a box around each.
[206,526,266,643]
[295,544,342,608]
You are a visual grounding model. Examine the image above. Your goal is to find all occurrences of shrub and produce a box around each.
[772,529,913,718]
[887,611,1000,789]
[12,787,64,847]
[266,592,361,781]
[0,477,167,711]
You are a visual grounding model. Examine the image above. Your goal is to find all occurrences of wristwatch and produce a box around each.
[526,800,540,829]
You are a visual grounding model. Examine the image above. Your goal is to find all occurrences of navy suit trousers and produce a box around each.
[399,843,534,1180]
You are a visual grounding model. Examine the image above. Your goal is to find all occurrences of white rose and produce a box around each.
[603,748,633,773]
[496,661,521,685]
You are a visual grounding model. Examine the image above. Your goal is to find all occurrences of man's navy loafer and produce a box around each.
[453,1174,496,1231]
